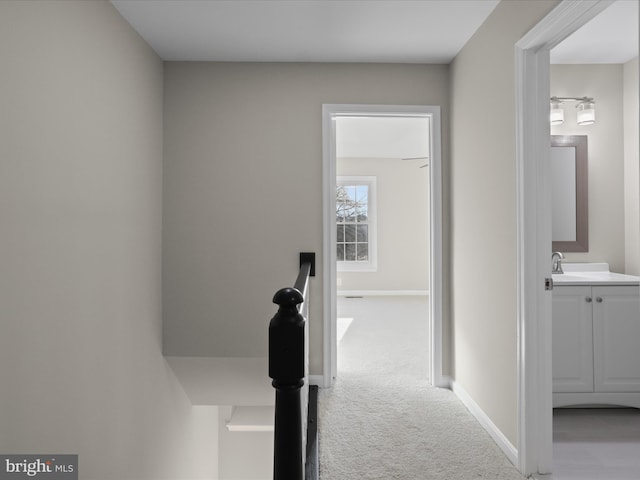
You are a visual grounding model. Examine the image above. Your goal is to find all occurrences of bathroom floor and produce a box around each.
[537,408,640,480]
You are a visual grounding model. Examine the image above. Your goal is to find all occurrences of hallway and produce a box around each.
[317,296,525,479]
[336,295,430,379]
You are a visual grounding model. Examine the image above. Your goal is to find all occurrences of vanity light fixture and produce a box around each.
[550,99,564,125]
[549,96,596,126]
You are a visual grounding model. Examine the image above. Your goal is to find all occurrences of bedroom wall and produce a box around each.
[0,2,217,478]
[217,407,272,480]
[336,157,429,292]
[162,62,449,375]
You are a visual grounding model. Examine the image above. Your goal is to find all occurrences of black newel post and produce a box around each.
[269,287,305,480]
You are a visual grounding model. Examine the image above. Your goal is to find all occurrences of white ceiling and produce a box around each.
[550,0,638,64]
[111,0,500,63]
[112,0,637,65]
[336,117,430,160]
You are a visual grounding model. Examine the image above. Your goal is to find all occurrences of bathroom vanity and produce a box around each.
[552,263,640,408]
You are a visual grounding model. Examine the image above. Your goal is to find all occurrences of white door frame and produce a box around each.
[515,0,614,475]
[321,104,444,388]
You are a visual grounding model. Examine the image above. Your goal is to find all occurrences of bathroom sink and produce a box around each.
[552,263,640,285]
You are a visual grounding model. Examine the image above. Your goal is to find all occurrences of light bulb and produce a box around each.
[576,102,595,126]
[550,101,564,125]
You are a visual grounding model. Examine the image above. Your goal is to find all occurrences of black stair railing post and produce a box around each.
[269,287,305,480]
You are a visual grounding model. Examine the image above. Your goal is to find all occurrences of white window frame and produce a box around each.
[336,175,377,272]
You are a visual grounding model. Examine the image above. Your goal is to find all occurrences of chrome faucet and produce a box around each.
[552,251,564,274]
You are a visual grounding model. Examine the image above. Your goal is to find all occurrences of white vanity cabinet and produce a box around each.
[552,286,594,393]
[552,284,640,407]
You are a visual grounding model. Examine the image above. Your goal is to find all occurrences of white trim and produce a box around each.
[514,35,554,478]
[450,380,518,466]
[514,1,615,476]
[322,105,338,388]
[225,425,273,432]
[553,393,640,409]
[338,290,429,297]
[428,103,445,389]
[225,406,274,432]
[322,104,444,389]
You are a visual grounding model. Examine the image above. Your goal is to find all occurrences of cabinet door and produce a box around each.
[552,286,594,392]
[593,286,640,392]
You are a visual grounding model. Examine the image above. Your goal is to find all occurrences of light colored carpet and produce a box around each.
[318,296,527,479]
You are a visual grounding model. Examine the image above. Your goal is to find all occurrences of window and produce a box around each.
[336,176,377,272]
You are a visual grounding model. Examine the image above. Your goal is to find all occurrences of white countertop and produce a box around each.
[552,262,640,286]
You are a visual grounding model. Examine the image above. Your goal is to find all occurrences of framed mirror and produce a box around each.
[551,135,588,252]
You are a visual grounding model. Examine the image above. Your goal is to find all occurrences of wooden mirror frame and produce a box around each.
[551,135,588,252]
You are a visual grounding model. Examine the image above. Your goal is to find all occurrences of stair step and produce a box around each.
[226,406,274,432]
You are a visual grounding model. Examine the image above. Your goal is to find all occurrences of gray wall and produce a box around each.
[0,2,216,478]
[162,62,449,375]
[449,0,559,447]
[551,64,626,271]
[218,407,272,480]
[624,57,640,275]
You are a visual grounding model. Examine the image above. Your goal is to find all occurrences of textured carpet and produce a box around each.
[318,297,527,480]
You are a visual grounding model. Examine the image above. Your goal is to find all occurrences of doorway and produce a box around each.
[547,2,640,478]
[514,0,627,476]
[321,104,444,389]
[334,115,430,379]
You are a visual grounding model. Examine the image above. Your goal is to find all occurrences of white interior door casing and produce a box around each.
[322,104,444,389]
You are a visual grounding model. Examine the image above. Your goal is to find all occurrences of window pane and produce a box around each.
[345,208,356,222]
[337,184,362,222]
[346,185,356,201]
[345,244,356,261]
[357,225,368,242]
[357,243,368,261]
[355,185,368,203]
[337,225,344,242]
[337,200,349,222]
[336,185,348,202]
[337,244,344,261]
[355,185,368,220]
[344,225,356,242]
[336,185,350,221]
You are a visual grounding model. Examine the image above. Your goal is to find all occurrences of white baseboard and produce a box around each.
[337,290,429,297]
[450,380,518,466]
